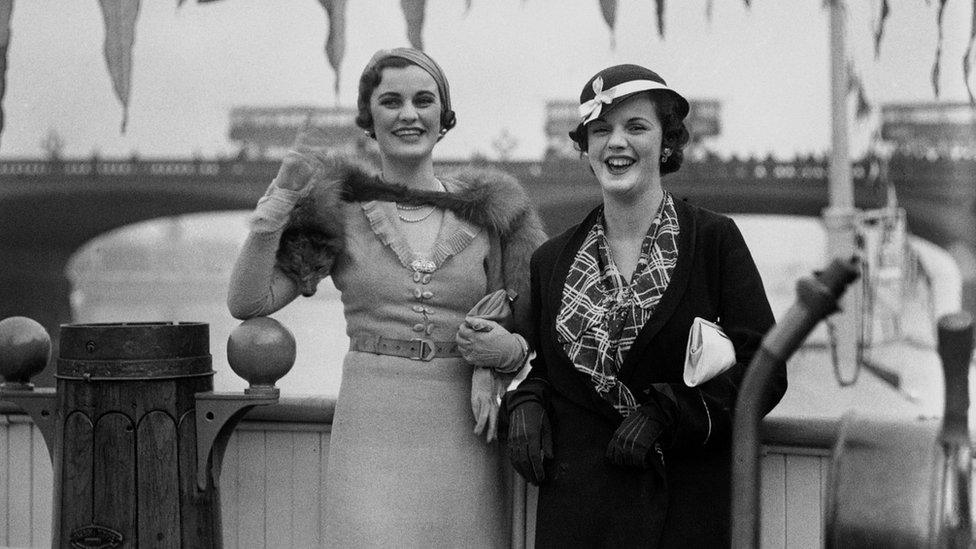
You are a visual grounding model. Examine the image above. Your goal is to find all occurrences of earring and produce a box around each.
[439,128,448,136]
[660,148,672,163]
[364,130,375,139]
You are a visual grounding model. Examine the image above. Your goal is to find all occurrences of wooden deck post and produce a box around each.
[53,322,220,548]
[0,318,292,548]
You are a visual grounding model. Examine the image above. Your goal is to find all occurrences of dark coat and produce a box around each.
[514,198,787,548]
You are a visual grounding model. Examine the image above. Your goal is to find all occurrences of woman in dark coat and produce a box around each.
[505,64,787,547]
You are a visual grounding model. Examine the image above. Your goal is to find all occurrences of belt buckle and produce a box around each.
[410,338,436,361]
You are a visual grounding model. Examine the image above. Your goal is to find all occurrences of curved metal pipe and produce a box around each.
[936,312,974,548]
[731,258,859,549]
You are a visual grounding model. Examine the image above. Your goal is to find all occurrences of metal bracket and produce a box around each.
[0,387,58,462]
[194,391,278,491]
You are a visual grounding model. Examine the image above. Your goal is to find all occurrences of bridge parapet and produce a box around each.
[0,153,968,199]
[0,158,279,180]
[0,154,887,184]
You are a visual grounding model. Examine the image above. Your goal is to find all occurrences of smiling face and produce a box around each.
[585,93,663,198]
[369,65,442,163]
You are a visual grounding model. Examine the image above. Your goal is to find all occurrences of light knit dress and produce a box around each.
[228,178,510,548]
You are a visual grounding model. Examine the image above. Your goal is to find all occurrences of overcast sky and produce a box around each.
[3,0,972,161]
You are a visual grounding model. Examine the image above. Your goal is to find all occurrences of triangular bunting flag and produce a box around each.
[655,0,666,37]
[964,0,976,104]
[98,0,140,133]
[846,62,872,119]
[873,0,889,59]
[932,0,948,97]
[319,0,347,100]
[599,0,617,49]
[0,0,11,148]
[401,0,426,50]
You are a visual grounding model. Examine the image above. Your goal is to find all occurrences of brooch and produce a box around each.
[410,259,437,274]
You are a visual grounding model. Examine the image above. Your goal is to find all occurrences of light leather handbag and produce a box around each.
[683,317,737,387]
[467,289,513,330]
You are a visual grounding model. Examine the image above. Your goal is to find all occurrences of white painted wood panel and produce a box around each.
[761,452,788,548]
[0,419,54,549]
[291,431,323,546]
[8,421,34,546]
[0,416,9,545]
[237,430,267,549]
[218,425,334,548]
[220,431,241,549]
[821,456,830,525]
[264,431,294,548]
[0,414,830,549]
[31,430,52,548]
[784,454,824,548]
[318,431,331,545]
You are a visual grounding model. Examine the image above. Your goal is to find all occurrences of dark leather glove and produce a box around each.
[605,409,666,468]
[507,399,553,485]
[606,392,676,472]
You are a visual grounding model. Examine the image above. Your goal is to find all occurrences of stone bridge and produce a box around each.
[1,154,972,385]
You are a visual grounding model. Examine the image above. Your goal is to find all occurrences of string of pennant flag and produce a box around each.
[0,0,972,147]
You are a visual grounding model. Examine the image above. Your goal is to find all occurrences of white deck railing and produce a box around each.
[0,399,833,549]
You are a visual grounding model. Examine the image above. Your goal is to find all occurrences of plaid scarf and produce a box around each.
[555,193,679,416]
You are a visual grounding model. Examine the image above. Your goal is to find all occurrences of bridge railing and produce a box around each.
[0,153,969,189]
[0,158,278,180]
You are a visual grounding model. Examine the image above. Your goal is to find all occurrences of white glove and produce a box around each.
[250,150,321,233]
[455,318,528,373]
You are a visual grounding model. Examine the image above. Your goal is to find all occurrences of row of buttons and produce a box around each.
[411,267,435,335]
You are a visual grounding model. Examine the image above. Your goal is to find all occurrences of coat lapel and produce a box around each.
[545,206,601,322]
[617,199,697,383]
[545,205,625,422]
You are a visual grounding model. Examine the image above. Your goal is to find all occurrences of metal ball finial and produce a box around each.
[0,316,52,389]
[226,317,296,396]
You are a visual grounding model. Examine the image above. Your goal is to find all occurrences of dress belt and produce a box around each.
[349,336,461,362]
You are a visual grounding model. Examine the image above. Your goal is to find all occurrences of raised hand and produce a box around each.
[274,150,319,192]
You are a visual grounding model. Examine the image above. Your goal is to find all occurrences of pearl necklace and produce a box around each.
[394,178,443,223]
[395,203,426,211]
[396,203,437,223]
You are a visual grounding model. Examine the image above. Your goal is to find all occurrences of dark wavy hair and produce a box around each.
[355,56,457,136]
[569,91,690,175]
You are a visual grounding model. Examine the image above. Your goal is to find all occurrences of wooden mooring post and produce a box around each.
[0,317,294,548]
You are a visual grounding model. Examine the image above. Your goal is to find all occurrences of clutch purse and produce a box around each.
[683,317,736,387]
[466,289,513,330]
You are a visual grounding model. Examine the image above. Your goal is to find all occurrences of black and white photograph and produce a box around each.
[0,1,974,547]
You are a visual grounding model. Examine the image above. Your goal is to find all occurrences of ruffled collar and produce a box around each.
[359,177,481,273]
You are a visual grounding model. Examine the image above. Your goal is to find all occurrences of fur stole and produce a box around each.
[339,164,538,240]
[278,153,547,313]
